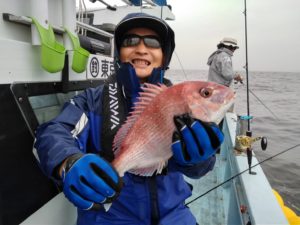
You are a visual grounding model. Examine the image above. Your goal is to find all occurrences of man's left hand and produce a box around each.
[171,114,224,166]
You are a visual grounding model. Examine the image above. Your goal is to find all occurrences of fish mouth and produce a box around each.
[210,98,235,124]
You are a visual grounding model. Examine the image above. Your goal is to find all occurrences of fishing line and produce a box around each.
[236,82,279,120]
[249,88,279,120]
[174,51,188,81]
[185,143,300,206]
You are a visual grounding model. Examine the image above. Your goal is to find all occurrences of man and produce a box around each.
[35,12,223,225]
[207,37,243,87]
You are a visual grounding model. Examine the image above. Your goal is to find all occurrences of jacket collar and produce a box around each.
[116,62,164,108]
[220,47,234,56]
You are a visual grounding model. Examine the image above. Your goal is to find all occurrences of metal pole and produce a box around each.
[244,0,250,131]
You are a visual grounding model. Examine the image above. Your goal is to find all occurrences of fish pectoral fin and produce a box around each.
[156,161,167,174]
[128,161,167,176]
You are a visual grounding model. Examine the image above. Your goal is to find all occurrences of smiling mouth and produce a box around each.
[132,59,150,66]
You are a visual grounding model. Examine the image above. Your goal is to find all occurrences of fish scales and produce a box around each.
[111,81,235,177]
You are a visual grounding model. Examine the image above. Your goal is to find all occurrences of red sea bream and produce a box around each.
[111,81,235,177]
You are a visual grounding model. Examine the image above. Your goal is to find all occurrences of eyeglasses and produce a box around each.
[120,34,162,49]
[228,45,238,50]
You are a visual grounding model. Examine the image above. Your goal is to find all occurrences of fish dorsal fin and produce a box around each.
[112,83,168,155]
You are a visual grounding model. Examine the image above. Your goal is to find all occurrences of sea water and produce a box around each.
[165,69,300,215]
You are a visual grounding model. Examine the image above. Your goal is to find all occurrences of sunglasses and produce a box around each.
[120,34,162,49]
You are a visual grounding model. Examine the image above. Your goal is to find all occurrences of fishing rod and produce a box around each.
[243,0,250,131]
[174,51,189,81]
[157,2,189,82]
[241,0,258,176]
[185,142,300,206]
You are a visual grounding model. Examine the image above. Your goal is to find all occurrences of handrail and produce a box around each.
[76,21,113,38]
[2,13,64,34]
[2,13,114,39]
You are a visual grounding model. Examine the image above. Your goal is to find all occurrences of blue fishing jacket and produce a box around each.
[35,64,216,225]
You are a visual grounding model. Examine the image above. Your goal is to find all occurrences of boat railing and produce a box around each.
[221,112,288,225]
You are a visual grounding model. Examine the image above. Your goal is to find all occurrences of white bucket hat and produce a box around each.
[220,37,239,49]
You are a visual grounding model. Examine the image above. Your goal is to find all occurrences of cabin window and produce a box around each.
[11,80,104,137]
[28,91,81,124]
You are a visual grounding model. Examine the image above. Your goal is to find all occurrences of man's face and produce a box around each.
[119,28,163,82]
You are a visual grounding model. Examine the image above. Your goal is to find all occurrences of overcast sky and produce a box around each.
[168,0,300,72]
[81,0,300,72]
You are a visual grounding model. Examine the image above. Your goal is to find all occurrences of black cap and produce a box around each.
[114,12,175,69]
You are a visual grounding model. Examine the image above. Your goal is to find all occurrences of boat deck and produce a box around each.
[185,155,226,225]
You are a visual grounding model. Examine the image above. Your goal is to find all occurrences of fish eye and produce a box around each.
[199,88,213,98]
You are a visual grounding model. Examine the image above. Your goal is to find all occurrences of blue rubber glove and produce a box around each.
[171,114,224,166]
[62,153,122,210]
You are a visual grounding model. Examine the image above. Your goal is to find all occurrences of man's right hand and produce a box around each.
[234,73,243,83]
[61,153,122,210]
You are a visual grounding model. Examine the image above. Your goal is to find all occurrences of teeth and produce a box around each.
[133,59,150,65]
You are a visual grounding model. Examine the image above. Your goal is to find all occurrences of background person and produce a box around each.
[35,12,223,225]
[207,37,243,87]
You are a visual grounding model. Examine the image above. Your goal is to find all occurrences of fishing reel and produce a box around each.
[235,115,268,174]
[235,131,267,175]
[235,135,267,152]
[235,115,267,152]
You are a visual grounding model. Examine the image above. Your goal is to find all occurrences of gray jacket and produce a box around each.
[207,47,236,87]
